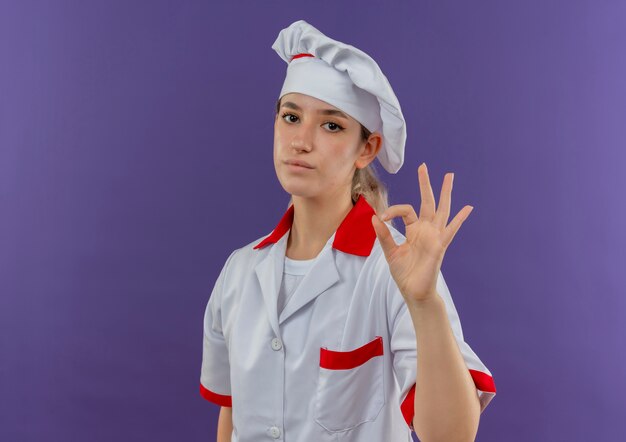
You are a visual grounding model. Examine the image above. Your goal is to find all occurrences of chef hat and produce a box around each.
[271,19,407,174]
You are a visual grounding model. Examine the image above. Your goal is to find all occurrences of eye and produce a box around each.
[322,121,345,132]
[281,112,299,124]
[280,112,345,133]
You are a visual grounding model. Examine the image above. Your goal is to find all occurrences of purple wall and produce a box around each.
[1,1,625,441]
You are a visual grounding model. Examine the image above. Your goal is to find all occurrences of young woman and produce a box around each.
[200,20,496,442]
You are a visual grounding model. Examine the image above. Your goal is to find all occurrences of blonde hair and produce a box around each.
[275,98,391,217]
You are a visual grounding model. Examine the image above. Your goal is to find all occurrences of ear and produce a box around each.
[356,132,383,169]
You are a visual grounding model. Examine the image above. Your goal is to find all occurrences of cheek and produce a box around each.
[328,143,358,171]
[315,146,356,187]
[273,132,282,160]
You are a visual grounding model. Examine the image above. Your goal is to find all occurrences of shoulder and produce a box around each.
[220,232,273,273]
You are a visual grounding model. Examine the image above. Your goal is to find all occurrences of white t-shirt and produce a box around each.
[277,254,318,315]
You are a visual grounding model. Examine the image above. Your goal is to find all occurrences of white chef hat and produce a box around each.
[271,19,407,174]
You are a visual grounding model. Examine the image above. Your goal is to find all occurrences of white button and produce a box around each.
[271,337,283,351]
[268,426,281,438]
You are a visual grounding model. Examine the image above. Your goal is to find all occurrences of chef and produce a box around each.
[200,19,496,442]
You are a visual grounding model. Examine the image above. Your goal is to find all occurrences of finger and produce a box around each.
[371,214,399,260]
[418,163,437,221]
[442,205,474,248]
[434,172,454,228]
[381,204,418,226]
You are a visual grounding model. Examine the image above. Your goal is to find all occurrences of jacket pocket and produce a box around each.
[314,336,385,432]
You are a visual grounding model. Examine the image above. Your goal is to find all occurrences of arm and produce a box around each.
[370,164,485,440]
[217,406,233,442]
[408,294,481,442]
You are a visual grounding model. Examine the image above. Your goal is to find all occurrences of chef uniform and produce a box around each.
[200,19,497,441]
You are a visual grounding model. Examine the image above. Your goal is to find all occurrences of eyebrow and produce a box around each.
[281,101,349,120]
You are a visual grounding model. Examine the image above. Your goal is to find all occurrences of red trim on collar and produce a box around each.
[253,195,377,257]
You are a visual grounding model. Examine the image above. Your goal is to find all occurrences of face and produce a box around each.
[273,92,382,202]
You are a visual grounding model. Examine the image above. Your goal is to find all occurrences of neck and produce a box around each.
[287,189,354,260]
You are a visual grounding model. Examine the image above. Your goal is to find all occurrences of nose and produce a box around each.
[290,138,311,152]
[289,121,315,152]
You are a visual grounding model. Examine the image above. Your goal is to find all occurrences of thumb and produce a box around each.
[371,214,398,261]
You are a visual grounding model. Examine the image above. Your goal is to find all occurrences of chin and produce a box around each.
[280,183,318,199]
[284,188,316,199]
[278,174,311,192]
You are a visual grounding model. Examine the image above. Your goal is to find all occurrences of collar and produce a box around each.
[253,194,377,257]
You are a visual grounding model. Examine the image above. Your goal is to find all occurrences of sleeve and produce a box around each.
[388,269,497,431]
[199,249,238,407]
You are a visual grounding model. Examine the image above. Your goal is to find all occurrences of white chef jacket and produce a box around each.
[200,195,496,441]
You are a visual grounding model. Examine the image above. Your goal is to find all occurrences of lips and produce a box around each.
[285,159,314,169]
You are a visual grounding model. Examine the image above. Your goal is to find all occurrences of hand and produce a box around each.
[371,163,474,305]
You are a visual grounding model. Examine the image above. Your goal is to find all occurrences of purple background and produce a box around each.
[1,1,625,441]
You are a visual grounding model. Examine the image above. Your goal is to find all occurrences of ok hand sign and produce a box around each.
[371,163,474,306]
